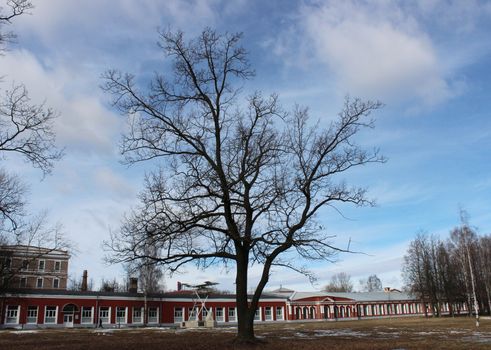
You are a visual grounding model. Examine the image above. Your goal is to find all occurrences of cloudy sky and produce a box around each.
[2,0,491,292]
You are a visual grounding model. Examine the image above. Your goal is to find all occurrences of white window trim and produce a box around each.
[81,306,94,324]
[276,306,284,321]
[5,305,20,324]
[254,307,262,321]
[99,307,111,324]
[38,259,45,271]
[27,306,38,324]
[173,307,183,323]
[264,306,273,321]
[215,307,225,322]
[36,277,43,288]
[132,307,143,324]
[116,307,128,324]
[53,278,60,288]
[228,307,236,322]
[148,307,159,324]
[54,260,62,272]
[44,306,58,324]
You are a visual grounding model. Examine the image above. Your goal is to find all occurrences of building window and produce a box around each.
[254,307,261,321]
[148,307,158,323]
[54,261,61,271]
[215,307,224,322]
[264,306,273,321]
[276,306,283,320]
[36,278,43,288]
[116,307,126,324]
[45,306,57,324]
[21,259,29,270]
[99,307,110,324]
[188,307,198,320]
[6,305,19,324]
[202,307,212,319]
[81,307,93,324]
[27,306,38,324]
[228,307,236,322]
[174,307,183,323]
[53,278,60,289]
[38,260,45,271]
[20,277,27,288]
[132,307,143,323]
[4,257,12,269]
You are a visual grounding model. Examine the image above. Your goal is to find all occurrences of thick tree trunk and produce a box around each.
[235,312,256,344]
[234,249,257,344]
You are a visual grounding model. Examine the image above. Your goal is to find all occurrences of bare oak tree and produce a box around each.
[103,28,384,343]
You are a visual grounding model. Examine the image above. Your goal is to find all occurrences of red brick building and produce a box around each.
[0,246,469,328]
[0,287,468,328]
[1,245,69,290]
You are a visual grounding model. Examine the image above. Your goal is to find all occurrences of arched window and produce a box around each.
[324,305,330,319]
[62,304,79,314]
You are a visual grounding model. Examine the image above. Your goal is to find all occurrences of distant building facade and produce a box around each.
[0,287,468,328]
[0,245,69,291]
[0,245,469,328]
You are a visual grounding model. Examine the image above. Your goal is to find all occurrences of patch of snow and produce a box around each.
[9,330,40,334]
[312,329,369,338]
[374,331,401,338]
[461,332,491,344]
[414,331,439,335]
[294,332,309,338]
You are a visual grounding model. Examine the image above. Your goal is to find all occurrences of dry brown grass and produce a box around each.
[1,316,490,349]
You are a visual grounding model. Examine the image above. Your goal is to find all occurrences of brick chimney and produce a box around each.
[81,270,88,292]
[177,281,182,291]
[129,277,138,293]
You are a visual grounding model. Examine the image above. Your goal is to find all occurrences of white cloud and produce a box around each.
[93,167,136,199]
[369,183,431,206]
[295,1,456,105]
[0,50,122,154]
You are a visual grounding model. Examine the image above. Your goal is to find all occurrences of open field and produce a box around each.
[1,317,490,350]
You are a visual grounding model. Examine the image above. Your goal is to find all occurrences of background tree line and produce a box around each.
[323,272,383,293]
[403,215,491,318]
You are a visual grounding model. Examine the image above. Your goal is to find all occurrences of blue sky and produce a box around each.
[2,0,491,292]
